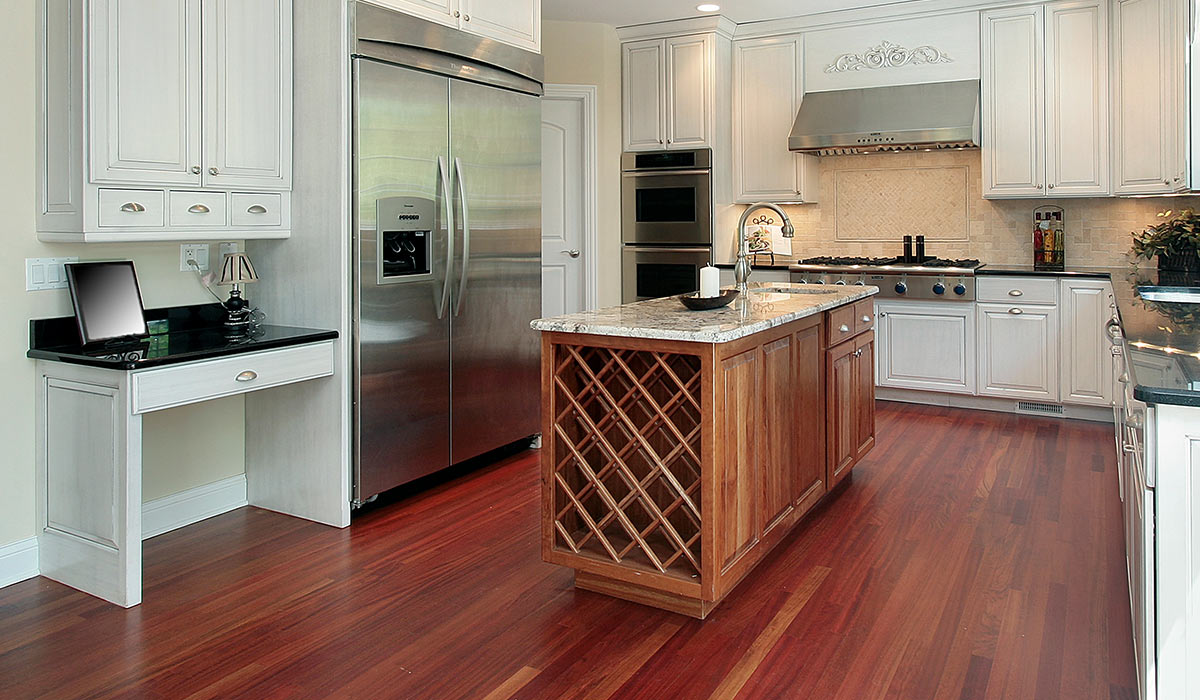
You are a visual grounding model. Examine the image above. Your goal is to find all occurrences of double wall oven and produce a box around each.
[621,149,713,302]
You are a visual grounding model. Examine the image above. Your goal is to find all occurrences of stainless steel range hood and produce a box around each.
[788,80,980,155]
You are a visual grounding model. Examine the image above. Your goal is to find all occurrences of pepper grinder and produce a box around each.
[902,235,914,263]
[915,235,926,262]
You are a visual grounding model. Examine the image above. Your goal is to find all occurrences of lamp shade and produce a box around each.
[218,252,259,286]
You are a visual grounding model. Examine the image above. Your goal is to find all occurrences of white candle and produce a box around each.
[699,264,719,298]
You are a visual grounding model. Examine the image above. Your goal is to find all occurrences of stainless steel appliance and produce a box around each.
[789,256,983,300]
[621,149,713,302]
[351,4,542,503]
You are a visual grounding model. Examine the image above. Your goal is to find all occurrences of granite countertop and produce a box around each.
[532,283,877,343]
[28,303,338,370]
[976,264,1122,278]
[1107,268,1200,407]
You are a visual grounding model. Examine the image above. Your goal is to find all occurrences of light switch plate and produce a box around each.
[180,244,210,272]
[217,242,238,271]
[26,257,78,291]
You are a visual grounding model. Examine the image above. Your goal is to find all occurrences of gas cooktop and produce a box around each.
[788,256,983,300]
[793,256,982,271]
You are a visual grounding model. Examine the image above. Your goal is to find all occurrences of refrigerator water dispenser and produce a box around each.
[378,196,434,280]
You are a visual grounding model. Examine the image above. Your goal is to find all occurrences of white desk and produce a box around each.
[33,339,335,607]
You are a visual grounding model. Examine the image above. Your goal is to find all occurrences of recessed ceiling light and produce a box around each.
[696,4,720,12]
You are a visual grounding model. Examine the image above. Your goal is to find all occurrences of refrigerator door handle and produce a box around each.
[454,156,471,317]
[437,156,454,319]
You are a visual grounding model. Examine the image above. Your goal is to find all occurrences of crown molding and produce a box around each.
[730,0,1042,39]
[616,15,737,41]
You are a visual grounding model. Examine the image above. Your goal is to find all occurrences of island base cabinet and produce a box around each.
[828,331,875,488]
[539,310,853,618]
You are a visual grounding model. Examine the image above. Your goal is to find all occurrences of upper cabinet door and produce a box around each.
[89,0,202,186]
[732,35,818,203]
[1113,0,1187,194]
[367,0,458,28]
[202,0,292,190]
[665,35,710,149]
[1044,1,1108,195]
[623,40,666,151]
[981,6,1045,197]
[461,0,541,53]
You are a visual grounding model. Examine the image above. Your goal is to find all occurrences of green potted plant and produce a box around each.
[1131,209,1200,278]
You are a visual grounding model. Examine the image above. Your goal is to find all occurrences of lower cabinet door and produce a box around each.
[876,301,976,394]
[977,302,1059,400]
[853,332,875,462]
[791,322,826,510]
[827,337,856,487]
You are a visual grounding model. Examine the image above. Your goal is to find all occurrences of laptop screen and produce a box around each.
[65,261,149,345]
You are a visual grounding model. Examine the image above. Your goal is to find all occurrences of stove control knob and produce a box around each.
[835,279,846,285]
[953,283,967,296]
[813,279,824,285]
[796,277,807,284]
[894,281,907,295]
[854,279,865,286]
[932,282,946,295]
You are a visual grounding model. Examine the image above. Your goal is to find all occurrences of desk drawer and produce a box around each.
[131,342,334,414]
[97,189,166,228]
[977,277,1058,305]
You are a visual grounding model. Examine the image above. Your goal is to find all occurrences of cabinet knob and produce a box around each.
[246,204,268,214]
[191,165,201,174]
[1008,308,1023,315]
[1047,183,1055,189]
[839,324,850,333]
[1164,179,1171,185]
[209,167,220,176]
[879,312,887,317]
[454,10,460,17]
[463,13,469,20]
[1036,183,1043,190]
[235,370,258,382]
[119,202,145,213]
[187,203,210,214]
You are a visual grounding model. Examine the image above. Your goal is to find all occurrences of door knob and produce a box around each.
[562,249,581,258]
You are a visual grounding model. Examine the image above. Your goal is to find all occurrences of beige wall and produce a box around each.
[719,149,1200,267]
[0,2,244,547]
[542,20,623,307]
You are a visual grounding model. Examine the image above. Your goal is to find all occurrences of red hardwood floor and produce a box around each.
[0,401,1134,699]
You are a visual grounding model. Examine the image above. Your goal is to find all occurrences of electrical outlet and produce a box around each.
[26,257,78,291]
[180,244,210,272]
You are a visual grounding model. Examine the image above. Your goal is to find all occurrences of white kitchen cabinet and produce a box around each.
[1060,278,1114,406]
[366,0,540,52]
[202,0,293,190]
[981,0,1109,198]
[731,35,819,203]
[37,0,293,242]
[977,302,1060,400]
[876,301,976,395]
[89,0,202,186]
[622,32,729,152]
[1112,0,1188,194]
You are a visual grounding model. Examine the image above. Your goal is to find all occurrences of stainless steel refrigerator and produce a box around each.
[351,4,542,503]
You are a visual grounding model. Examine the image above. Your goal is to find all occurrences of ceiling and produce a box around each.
[541,0,920,27]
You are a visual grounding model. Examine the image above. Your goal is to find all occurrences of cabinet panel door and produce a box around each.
[665,35,710,149]
[461,0,540,52]
[718,348,759,572]
[876,301,975,394]
[981,7,1045,197]
[1044,1,1108,195]
[1113,0,1184,193]
[732,36,813,202]
[792,323,825,510]
[622,40,665,151]
[977,303,1060,400]
[365,0,457,27]
[202,0,292,190]
[853,333,875,463]
[759,335,794,535]
[89,0,201,186]
[827,339,855,488]
[1060,279,1113,406]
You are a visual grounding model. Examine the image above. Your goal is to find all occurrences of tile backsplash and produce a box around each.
[725,149,1200,267]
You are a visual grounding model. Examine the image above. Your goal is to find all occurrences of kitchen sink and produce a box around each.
[1137,286,1200,303]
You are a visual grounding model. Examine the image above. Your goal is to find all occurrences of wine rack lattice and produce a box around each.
[550,343,703,579]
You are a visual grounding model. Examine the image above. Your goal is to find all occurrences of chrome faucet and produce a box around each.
[734,203,795,293]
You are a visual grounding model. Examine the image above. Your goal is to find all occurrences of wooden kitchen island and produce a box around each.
[531,283,878,618]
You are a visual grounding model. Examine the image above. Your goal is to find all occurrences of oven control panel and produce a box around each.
[789,272,975,301]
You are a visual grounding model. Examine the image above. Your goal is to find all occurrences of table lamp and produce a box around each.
[217,252,259,336]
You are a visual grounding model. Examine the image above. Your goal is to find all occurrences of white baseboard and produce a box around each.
[142,474,248,539]
[877,387,1113,422]
[0,537,40,589]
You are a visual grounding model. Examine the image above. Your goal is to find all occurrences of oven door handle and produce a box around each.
[622,169,712,178]
[624,246,714,254]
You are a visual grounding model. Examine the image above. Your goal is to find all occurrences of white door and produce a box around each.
[89,0,202,186]
[665,35,710,149]
[977,303,1059,400]
[202,0,292,190]
[981,6,1045,197]
[1044,0,1108,195]
[541,92,590,317]
[461,0,540,52]
[876,301,976,394]
[1060,279,1114,405]
[622,40,665,151]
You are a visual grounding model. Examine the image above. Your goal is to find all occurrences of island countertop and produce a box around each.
[531,283,878,343]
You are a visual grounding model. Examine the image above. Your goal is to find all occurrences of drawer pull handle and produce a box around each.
[188,203,210,214]
[861,315,871,323]
[120,202,145,213]
[235,370,258,382]
[1008,290,1023,297]
[839,324,850,332]
[247,204,268,214]
[1008,308,1023,315]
